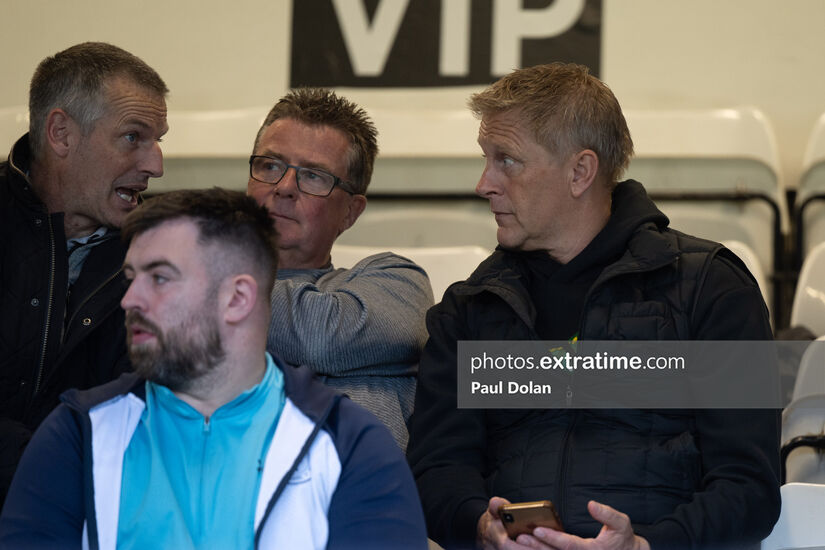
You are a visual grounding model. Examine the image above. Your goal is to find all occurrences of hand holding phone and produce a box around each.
[499,500,564,539]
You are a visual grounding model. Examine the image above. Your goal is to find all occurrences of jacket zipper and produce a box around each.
[556,252,680,521]
[33,216,57,396]
[556,411,580,524]
[40,242,122,393]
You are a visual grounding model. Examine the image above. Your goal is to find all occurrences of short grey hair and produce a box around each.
[28,42,168,161]
[469,63,634,187]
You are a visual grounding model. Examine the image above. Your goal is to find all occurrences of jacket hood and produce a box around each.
[562,180,672,277]
[608,179,670,238]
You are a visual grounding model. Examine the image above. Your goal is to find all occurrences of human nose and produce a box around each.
[274,166,300,198]
[475,162,499,198]
[139,141,164,178]
[120,276,145,313]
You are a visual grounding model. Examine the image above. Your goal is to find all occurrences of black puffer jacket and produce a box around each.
[407,181,780,549]
[0,135,130,504]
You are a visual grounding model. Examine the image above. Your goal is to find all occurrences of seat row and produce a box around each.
[762,336,825,549]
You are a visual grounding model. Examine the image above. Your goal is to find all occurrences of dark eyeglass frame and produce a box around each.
[249,155,357,197]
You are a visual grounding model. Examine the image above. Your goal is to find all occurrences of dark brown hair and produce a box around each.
[122,188,278,295]
[253,88,378,195]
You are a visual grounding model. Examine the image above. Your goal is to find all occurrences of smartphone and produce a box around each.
[499,500,563,539]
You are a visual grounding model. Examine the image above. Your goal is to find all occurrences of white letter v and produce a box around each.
[331,0,410,76]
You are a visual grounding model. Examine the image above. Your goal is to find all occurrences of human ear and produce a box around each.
[222,274,258,324]
[338,194,367,235]
[570,149,599,198]
[44,109,77,158]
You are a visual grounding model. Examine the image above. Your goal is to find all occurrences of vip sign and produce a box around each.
[291,0,601,87]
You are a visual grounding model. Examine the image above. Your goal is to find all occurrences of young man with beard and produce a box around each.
[0,188,427,550]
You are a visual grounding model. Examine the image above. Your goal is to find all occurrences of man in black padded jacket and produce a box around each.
[406,63,779,550]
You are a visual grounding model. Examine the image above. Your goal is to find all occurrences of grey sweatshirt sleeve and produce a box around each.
[267,252,434,376]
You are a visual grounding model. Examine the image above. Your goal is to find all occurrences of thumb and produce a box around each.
[587,500,629,530]
[488,496,511,519]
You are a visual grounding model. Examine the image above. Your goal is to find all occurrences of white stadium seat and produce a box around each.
[761,483,825,549]
[796,112,825,262]
[331,244,491,301]
[624,107,786,285]
[722,239,771,319]
[791,242,825,336]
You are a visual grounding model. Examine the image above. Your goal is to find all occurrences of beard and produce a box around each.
[125,306,226,393]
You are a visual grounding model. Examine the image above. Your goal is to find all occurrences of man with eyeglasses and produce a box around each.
[247,89,433,450]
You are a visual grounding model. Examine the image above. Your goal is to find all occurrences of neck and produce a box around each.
[548,195,612,265]
[28,160,58,212]
[278,249,331,270]
[172,351,267,419]
[29,160,99,239]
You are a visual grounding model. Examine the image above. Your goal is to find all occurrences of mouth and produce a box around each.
[115,185,146,207]
[129,325,155,344]
[128,324,156,346]
[491,211,514,227]
[271,211,296,223]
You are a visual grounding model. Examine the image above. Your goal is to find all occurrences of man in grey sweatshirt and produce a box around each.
[247,89,433,450]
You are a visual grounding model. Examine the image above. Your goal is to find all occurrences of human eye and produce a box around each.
[151,273,168,285]
[124,132,138,144]
[497,155,516,169]
[259,157,284,172]
[299,168,335,194]
[303,169,325,181]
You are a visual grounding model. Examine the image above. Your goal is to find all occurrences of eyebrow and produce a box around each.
[122,259,181,276]
[121,119,169,138]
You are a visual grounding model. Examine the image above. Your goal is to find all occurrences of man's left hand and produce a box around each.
[513,500,651,550]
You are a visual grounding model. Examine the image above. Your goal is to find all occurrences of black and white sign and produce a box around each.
[290,0,602,87]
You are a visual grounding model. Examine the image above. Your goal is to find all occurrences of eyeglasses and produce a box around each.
[249,155,356,197]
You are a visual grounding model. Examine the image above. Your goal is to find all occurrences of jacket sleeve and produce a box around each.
[634,254,781,548]
[406,290,490,548]
[325,398,429,550]
[0,404,85,550]
[267,253,433,376]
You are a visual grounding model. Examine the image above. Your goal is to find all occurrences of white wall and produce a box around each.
[602,0,825,188]
[1,0,824,187]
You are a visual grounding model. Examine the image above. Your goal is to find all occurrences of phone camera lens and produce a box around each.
[502,513,514,523]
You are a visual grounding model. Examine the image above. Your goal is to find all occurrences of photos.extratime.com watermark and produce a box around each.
[457,340,820,409]
[470,349,686,373]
